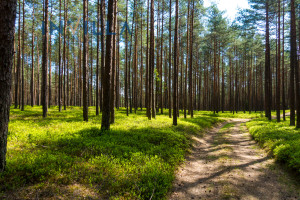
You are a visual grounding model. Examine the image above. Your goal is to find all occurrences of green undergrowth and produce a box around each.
[1,106,221,199]
[199,110,264,119]
[246,118,300,173]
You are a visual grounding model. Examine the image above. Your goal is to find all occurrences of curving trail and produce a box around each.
[169,119,300,200]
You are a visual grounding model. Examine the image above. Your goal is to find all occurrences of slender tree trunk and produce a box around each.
[189,0,194,118]
[150,0,155,119]
[168,0,172,118]
[140,5,143,111]
[222,54,225,113]
[276,0,281,122]
[15,0,21,109]
[100,0,105,112]
[110,3,117,124]
[184,0,190,119]
[295,5,300,128]
[96,0,100,115]
[58,0,62,111]
[63,0,69,110]
[31,4,35,107]
[101,0,115,130]
[289,0,296,126]
[173,0,178,126]
[282,2,285,121]
[0,0,17,172]
[48,1,52,108]
[146,0,150,119]
[125,0,129,116]
[265,0,271,120]
[42,0,49,117]
[160,1,164,114]
[83,0,89,121]
[133,0,138,113]
[21,0,25,111]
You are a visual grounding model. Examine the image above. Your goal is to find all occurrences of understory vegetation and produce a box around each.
[3,106,297,199]
[247,118,300,173]
[0,106,225,199]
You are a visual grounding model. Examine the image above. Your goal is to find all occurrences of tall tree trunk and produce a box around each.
[140,5,143,111]
[168,0,172,118]
[289,0,296,126]
[295,4,300,128]
[125,0,129,116]
[276,0,281,122]
[21,0,25,111]
[282,1,285,121]
[189,0,194,118]
[42,0,49,117]
[133,0,138,113]
[146,0,150,118]
[101,0,115,130]
[110,3,117,124]
[31,4,35,107]
[150,0,155,119]
[265,0,271,120]
[48,0,52,108]
[15,0,21,109]
[96,0,100,115]
[222,54,225,113]
[58,0,62,111]
[100,0,105,112]
[63,0,69,111]
[184,0,190,119]
[173,0,178,126]
[0,0,17,172]
[83,0,89,121]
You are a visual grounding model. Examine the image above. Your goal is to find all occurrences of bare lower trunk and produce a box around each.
[0,0,17,171]
[101,0,115,130]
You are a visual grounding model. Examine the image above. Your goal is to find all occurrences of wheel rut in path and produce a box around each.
[169,119,300,200]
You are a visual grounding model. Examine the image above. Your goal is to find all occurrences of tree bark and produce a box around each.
[83,0,89,121]
[289,0,296,126]
[265,0,271,120]
[21,0,25,111]
[173,0,178,126]
[295,4,300,128]
[276,0,281,122]
[101,0,115,130]
[168,0,172,118]
[31,4,35,107]
[42,0,49,118]
[96,0,100,115]
[150,0,155,119]
[100,0,105,112]
[0,0,17,172]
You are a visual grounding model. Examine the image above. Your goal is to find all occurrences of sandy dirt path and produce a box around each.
[169,119,300,200]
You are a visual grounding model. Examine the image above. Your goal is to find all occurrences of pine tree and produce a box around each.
[173,0,179,126]
[0,0,17,172]
[42,0,49,118]
[101,0,115,130]
[83,0,89,121]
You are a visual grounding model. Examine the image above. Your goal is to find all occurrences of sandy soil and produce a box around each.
[169,119,300,200]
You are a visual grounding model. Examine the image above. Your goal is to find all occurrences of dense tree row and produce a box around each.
[1,0,300,170]
[9,0,300,128]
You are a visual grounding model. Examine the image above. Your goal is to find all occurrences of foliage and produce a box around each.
[247,118,300,173]
[0,106,221,199]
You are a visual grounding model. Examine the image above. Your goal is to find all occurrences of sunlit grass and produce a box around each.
[1,106,222,199]
[247,117,300,173]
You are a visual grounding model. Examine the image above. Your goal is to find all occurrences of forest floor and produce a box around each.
[169,118,300,200]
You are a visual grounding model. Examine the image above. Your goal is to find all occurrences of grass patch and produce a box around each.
[199,111,264,119]
[246,117,300,173]
[1,106,221,199]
